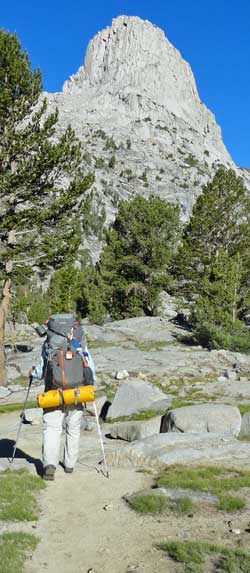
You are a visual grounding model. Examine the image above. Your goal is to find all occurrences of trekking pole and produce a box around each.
[93,400,109,478]
[9,374,33,464]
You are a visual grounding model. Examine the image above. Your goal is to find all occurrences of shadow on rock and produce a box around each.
[0,438,43,476]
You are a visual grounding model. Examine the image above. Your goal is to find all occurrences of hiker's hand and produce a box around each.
[28,367,35,378]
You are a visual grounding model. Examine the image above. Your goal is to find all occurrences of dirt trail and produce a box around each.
[25,466,170,573]
[2,413,250,573]
[0,411,170,572]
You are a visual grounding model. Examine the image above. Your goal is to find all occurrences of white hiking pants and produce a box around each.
[42,406,83,469]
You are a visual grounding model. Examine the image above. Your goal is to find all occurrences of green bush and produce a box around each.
[194,322,250,352]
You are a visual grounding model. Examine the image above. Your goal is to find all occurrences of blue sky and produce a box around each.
[1,0,249,167]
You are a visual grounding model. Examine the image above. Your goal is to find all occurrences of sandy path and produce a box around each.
[25,465,170,573]
[0,412,169,572]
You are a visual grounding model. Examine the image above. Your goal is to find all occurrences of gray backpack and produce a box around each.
[43,313,94,390]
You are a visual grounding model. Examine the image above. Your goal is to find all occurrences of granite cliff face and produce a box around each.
[45,16,246,230]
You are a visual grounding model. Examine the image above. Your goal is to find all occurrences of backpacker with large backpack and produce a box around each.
[37,313,95,408]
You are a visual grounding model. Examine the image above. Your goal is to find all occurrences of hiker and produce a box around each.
[30,313,96,481]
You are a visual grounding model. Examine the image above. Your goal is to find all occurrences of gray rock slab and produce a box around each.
[6,365,22,381]
[125,486,218,505]
[91,344,245,381]
[146,398,172,412]
[0,387,11,398]
[9,385,25,392]
[107,416,162,441]
[239,412,250,437]
[23,408,43,424]
[107,378,169,419]
[161,404,241,437]
[109,433,250,469]
[202,377,250,400]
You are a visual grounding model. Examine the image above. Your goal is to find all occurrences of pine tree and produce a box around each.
[98,195,181,318]
[173,168,250,303]
[192,251,250,351]
[0,30,94,384]
[193,251,244,327]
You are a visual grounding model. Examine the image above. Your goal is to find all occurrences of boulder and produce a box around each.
[106,378,171,419]
[161,403,241,437]
[115,370,129,380]
[107,416,161,441]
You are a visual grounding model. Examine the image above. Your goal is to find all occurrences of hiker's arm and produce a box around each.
[29,348,46,380]
[84,346,97,384]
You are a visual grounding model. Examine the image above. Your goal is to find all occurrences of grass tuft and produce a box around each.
[127,493,167,513]
[159,540,250,572]
[0,468,46,521]
[174,496,194,514]
[160,540,207,564]
[217,494,245,511]
[156,464,250,494]
[0,531,38,573]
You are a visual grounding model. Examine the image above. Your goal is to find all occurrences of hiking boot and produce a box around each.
[43,465,56,480]
[64,466,74,474]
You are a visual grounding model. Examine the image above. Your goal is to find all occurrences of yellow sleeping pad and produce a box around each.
[37,385,95,408]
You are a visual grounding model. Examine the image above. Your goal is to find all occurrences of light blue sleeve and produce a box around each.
[32,355,44,380]
[32,344,47,380]
[84,345,97,384]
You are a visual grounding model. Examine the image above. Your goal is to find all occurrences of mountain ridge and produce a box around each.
[44,15,249,230]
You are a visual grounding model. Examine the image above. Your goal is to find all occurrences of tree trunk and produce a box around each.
[0,279,11,386]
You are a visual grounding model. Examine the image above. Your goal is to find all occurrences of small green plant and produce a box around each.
[217,494,245,511]
[174,496,194,514]
[184,153,199,167]
[159,540,250,573]
[95,157,106,169]
[156,464,250,512]
[95,129,107,139]
[82,151,92,165]
[160,540,207,565]
[105,136,117,150]
[0,469,45,521]
[238,403,250,415]
[0,531,38,573]
[140,170,148,184]
[128,493,167,513]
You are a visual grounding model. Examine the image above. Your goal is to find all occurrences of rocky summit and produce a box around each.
[45,15,249,226]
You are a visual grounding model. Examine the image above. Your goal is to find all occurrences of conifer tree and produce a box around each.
[192,251,250,351]
[0,30,94,384]
[173,168,250,304]
[98,195,181,318]
[193,250,244,327]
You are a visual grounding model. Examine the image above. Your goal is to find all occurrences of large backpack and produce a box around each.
[43,313,94,390]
